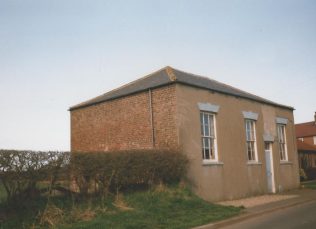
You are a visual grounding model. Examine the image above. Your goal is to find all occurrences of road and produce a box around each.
[222,201,316,229]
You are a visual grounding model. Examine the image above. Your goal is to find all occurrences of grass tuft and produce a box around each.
[69,207,96,222]
[113,193,134,211]
[38,203,64,227]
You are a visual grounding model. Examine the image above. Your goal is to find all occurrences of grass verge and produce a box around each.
[0,185,241,229]
[302,181,316,190]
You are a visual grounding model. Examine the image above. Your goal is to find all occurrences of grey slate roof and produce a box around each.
[69,66,293,111]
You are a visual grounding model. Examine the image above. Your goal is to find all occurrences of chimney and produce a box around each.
[314,112,316,125]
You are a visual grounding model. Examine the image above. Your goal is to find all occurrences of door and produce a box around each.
[265,142,276,193]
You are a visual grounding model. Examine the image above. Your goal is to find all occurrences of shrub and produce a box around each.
[70,149,188,196]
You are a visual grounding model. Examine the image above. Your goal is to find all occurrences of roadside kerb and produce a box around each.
[193,190,316,229]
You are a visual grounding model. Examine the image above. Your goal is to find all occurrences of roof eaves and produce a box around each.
[70,80,294,111]
[296,134,316,138]
[298,149,316,153]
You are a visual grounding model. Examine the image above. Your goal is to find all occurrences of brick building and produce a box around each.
[70,66,299,201]
[295,113,316,178]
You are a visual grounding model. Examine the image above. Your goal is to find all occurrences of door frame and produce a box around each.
[265,142,276,193]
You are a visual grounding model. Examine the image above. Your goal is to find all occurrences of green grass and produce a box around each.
[0,185,242,229]
[302,181,316,190]
[61,187,241,229]
[0,183,6,203]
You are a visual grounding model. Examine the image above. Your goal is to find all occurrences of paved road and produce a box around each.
[222,201,316,229]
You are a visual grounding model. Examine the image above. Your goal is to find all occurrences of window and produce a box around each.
[200,112,217,161]
[313,136,316,145]
[277,124,288,161]
[245,119,257,161]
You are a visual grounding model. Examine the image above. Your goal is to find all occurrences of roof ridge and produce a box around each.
[170,66,214,80]
[70,66,293,111]
[296,121,315,125]
[166,66,177,81]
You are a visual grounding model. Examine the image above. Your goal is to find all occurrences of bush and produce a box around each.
[70,149,188,196]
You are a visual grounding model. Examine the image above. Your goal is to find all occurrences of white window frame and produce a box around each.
[200,111,218,162]
[245,119,258,162]
[313,136,316,145]
[277,124,288,161]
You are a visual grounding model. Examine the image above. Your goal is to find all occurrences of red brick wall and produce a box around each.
[302,136,316,146]
[152,85,178,149]
[71,84,178,152]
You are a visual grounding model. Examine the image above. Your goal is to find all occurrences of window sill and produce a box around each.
[202,161,224,166]
[280,161,292,165]
[247,161,262,166]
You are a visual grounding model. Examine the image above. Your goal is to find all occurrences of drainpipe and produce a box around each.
[291,117,299,176]
[149,89,155,148]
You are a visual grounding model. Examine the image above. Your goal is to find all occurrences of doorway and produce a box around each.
[265,142,276,193]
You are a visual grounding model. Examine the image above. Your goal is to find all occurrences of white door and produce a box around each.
[265,142,276,193]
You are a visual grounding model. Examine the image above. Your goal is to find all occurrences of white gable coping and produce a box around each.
[242,111,259,120]
[198,103,220,113]
[276,117,288,125]
[263,133,274,142]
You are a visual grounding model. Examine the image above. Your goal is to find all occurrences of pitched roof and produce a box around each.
[296,121,316,138]
[70,66,294,111]
[297,140,316,152]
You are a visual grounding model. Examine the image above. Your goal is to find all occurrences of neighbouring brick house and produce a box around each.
[70,66,299,201]
[296,113,316,179]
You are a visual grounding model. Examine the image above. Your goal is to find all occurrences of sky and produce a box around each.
[0,0,315,151]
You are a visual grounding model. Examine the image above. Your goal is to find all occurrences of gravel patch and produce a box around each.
[218,194,299,208]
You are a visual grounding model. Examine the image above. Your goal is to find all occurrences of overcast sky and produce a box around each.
[0,0,315,151]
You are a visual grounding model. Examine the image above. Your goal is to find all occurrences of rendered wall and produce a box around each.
[175,84,299,202]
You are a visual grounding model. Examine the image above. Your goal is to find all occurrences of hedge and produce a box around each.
[0,150,70,201]
[0,149,188,200]
[71,149,188,196]
[305,167,316,180]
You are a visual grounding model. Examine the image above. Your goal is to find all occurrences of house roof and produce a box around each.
[296,121,316,138]
[69,66,294,111]
[297,140,316,153]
